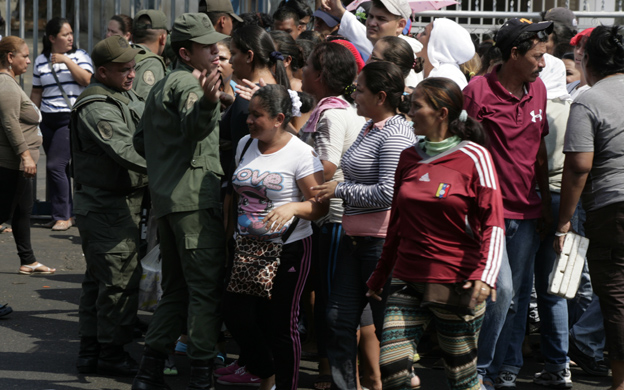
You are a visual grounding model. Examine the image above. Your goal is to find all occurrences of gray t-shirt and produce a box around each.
[563,74,624,212]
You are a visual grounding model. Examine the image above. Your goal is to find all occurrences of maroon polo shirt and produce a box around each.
[463,65,549,219]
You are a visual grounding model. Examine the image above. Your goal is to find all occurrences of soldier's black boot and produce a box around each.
[187,360,214,390]
[132,346,171,390]
[97,343,139,377]
[76,336,100,374]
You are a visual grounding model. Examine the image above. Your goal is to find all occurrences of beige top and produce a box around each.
[0,73,42,170]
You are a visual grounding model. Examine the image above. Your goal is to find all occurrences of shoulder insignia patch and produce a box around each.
[186,92,199,110]
[143,70,155,85]
[97,121,113,140]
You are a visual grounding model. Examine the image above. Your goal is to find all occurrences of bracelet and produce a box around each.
[554,231,567,237]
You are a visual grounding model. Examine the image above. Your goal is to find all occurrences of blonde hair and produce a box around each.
[460,53,482,82]
[0,36,25,67]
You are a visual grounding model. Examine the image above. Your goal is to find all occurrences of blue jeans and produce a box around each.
[478,218,540,380]
[570,295,606,360]
[326,235,388,390]
[567,201,606,360]
[534,193,569,372]
[477,238,512,383]
[568,203,593,324]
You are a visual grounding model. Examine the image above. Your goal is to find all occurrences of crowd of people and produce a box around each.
[0,1,623,390]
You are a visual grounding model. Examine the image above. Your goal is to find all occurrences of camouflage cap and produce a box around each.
[203,0,243,23]
[91,35,144,68]
[134,9,169,30]
[171,13,228,44]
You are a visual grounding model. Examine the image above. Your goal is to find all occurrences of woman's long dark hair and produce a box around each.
[270,30,304,74]
[42,17,76,57]
[585,25,624,78]
[359,61,409,113]
[231,25,290,88]
[416,77,488,146]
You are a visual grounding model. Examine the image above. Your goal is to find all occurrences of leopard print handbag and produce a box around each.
[226,236,283,299]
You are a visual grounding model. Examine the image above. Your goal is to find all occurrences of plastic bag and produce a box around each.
[138,244,162,312]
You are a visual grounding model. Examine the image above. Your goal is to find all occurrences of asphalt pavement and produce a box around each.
[0,222,613,390]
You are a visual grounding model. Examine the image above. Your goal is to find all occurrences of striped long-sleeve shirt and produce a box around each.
[335,115,417,216]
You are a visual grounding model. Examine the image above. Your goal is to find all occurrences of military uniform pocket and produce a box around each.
[89,239,141,288]
[190,155,224,176]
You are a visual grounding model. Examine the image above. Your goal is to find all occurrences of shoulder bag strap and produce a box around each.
[49,56,73,109]
[281,217,300,242]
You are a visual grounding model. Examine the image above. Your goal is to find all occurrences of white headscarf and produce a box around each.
[427,18,475,90]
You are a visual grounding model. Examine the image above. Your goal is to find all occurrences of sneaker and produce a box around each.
[494,371,517,389]
[214,360,240,378]
[217,366,261,387]
[163,354,178,376]
[568,340,610,377]
[533,368,573,388]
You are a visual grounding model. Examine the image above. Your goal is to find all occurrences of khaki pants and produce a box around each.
[145,208,226,361]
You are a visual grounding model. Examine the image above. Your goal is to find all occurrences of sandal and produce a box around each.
[0,303,12,317]
[0,225,12,234]
[52,219,72,231]
[19,262,56,275]
[313,374,332,390]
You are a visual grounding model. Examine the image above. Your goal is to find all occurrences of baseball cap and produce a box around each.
[203,0,243,23]
[570,27,594,46]
[544,7,577,30]
[171,13,229,44]
[378,0,412,20]
[313,8,341,28]
[134,9,169,30]
[495,18,554,51]
[91,35,144,68]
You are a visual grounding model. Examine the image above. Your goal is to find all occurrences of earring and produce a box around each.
[8,64,11,70]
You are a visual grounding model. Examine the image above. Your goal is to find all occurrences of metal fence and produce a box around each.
[3,0,280,56]
[4,0,624,55]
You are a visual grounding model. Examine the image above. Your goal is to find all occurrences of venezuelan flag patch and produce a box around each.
[435,183,451,198]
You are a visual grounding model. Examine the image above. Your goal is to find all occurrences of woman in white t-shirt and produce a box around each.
[30,17,93,231]
[223,84,327,390]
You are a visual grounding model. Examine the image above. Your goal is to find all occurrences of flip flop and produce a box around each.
[0,225,12,234]
[0,303,12,317]
[19,262,56,275]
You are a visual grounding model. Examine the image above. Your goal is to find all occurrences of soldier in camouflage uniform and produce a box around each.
[131,9,168,100]
[132,13,228,390]
[72,36,147,377]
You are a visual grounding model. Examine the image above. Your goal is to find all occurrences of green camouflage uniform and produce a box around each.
[72,79,147,346]
[133,58,226,362]
[131,43,167,100]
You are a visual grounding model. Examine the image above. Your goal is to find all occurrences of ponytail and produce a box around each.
[232,25,291,89]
